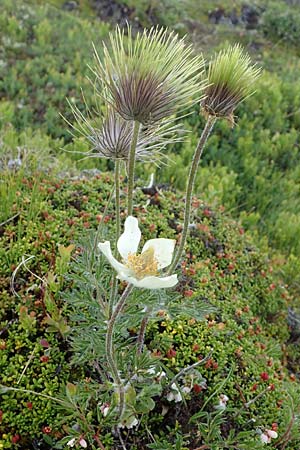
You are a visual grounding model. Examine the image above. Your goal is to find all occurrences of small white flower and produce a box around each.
[182,385,192,394]
[167,383,182,403]
[100,402,110,417]
[79,438,88,448]
[266,430,278,439]
[148,367,166,381]
[118,415,139,429]
[216,394,229,410]
[67,438,76,448]
[260,429,278,444]
[98,216,178,289]
[261,432,270,444]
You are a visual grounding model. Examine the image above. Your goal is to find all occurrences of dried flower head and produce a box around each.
[66,101,182,165]
[202,44,261,123]
[92,25,205,125]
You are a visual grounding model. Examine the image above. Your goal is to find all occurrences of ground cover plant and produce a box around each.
[2,0,300,293]
[1,1,300,450]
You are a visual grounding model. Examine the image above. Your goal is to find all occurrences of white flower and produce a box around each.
[267,430,278,439]
[147,367,166,381]
[260,429,278,444]
[216,394,229,410]
[118,415,139,429]
[79,438,88,448]
[166,383,182,403]
[100,402,110,417]
[261,433,270,444]
[67,438,76,448]
[182,385,192,394]
[98,216,178,289]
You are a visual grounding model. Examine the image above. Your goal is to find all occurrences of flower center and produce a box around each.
[126,247,159,279]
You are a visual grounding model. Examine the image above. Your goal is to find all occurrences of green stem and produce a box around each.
[109,160,121,316]
[105,283,134,420]
[168,115,216,274]
[127,121,140,216]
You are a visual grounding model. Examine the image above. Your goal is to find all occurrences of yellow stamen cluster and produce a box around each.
[126,248,159,279]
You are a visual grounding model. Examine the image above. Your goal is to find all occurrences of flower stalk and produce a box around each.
[106,283,134,419]
[127,121,141,216]
[109,160,122,316]
[168,115,216,273]
[137,307,151,355]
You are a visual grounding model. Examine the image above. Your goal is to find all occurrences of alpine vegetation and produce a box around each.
[0,23,271,450]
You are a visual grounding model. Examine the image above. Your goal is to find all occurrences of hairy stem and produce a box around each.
[109,160,121,316]
[168,115,216,274]
[165,352,212,391]
[127,121,140,216]
[106,283,133,420]
[137,307,151,355]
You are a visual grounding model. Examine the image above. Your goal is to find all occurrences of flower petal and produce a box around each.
[117,216,141,260]
[141,238,176,269]
[98,241,132,275]
[118,273,178,289]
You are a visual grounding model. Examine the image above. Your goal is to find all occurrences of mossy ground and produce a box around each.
[0,172,299,449]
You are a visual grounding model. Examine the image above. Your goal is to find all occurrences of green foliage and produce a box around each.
[0,1,109,139]
[262,5,300,49]
[1,173,299,448]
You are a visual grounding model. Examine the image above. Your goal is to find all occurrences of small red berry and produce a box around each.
[26,402,33,409]
[260,372,269,381]
[40,339,50,348]
[166,348,176,359]
[184,290,193,297]
[11,434,20,444]
[40,355,49,363]
[193,384,202,394]
[192,344,200,352]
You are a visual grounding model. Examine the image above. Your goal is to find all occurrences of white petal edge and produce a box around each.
[118,274,178,289]
[117,216,142,260]
[98,241,132,275]
[142,238,176,269]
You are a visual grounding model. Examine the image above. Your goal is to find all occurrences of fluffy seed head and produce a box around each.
[66,101,182,164]
[92,25,206,125]
[202,44,261,123]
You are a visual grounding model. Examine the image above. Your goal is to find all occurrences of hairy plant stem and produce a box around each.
[137,307,151,355]
[168,115,216,274]
[109,160,121,316]
[165,351,212,391]
[106,283,134,420]
[127,121,141,216]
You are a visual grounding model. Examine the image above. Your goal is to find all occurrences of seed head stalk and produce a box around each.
[168,115,216,274]
[106,283,134,419]
[127,121,141,216]
[109,159,121,316]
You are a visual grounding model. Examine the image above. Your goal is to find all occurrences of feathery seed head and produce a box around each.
[202,44,261,124]
[67,101,182,164]
[92,25,206,125]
